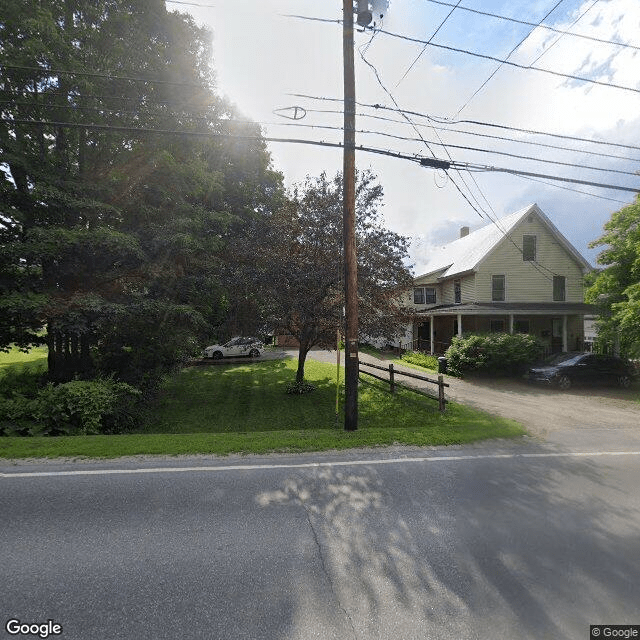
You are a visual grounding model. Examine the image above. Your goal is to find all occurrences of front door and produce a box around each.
[417,321,430,350]
[551,318,563,353]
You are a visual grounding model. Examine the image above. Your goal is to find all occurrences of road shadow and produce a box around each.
[255,449,640,639]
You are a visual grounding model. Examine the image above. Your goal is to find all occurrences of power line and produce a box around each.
[357,29,491,220]
[420,0,640,52]
[0,64,210,89]
[5,118,639,194]
[284,16,640,95]
[289,93,640,152]
[355,35,566,278]
[283,107,640,162]
[516,173,628,204]
[395,0,462,87]
[8,97,638,166]
[372,24,640,95]
[453,0,565,118]
[529,0,599,67]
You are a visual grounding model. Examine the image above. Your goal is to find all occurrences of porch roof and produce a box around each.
[414,302,598,317]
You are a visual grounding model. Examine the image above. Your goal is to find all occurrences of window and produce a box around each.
[413,287,436,305]
[490,320,505,333]
[514,320,530,334]
[491,275,505,301]
[523,235,536,261]
[553,275,566,301]
[454,279,461,304]
[425,287,436,304]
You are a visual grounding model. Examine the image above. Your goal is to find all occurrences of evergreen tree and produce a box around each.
[0,0,282,383]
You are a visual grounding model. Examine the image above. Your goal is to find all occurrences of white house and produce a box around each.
[405,203,596,355]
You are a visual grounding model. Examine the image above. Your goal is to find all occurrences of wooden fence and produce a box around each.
[358,360,449,412]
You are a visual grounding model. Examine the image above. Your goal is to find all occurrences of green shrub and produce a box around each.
[0,378,142,437]
[0,362,48,398]
[401,351,438,370]
[445,333,543,378]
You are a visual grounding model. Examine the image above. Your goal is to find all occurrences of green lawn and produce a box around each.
[0,346,48,373]
[0,356,525,459]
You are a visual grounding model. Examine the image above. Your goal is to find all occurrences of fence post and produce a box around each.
[438,374,445,412]
[389,363,395,394]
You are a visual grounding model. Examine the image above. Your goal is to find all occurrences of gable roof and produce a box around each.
[415,203,591,281]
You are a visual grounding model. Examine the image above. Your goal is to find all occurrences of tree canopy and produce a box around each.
[0,0,282,384]
[586,195,640,357]
[248,170,413,383]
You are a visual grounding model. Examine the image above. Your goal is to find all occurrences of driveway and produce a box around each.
[305,349,640,447]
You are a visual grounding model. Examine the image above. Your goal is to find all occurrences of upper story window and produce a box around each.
[553,275,566,301]
[413,287,436,305]
[523,235,536,261]
[492,275,505,301]
[454,280,461,304]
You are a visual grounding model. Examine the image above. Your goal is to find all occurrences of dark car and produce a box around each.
[527,352,636,390]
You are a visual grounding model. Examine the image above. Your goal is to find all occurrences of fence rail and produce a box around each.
[358,360,448,412]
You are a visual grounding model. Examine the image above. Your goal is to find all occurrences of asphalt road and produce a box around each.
[2,442,640,640]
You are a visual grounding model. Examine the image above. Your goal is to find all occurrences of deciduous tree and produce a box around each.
[586,195,640,356]
[250,170,413,384]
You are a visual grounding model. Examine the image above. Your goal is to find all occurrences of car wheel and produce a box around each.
[618,375,632,389]
[557,374,571,390]
[249,349,260,358]
[212,351,223,360]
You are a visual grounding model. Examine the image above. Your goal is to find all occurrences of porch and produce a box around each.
[409,302,597,356]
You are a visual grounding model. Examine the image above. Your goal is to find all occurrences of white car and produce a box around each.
[202,337,264,359]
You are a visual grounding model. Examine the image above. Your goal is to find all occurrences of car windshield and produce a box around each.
[545,353,585,366]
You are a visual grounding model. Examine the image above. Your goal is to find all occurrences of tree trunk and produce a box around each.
[47,325,94,382]
[296,340,311,384]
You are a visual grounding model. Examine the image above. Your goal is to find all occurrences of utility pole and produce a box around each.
[342,0,358,430]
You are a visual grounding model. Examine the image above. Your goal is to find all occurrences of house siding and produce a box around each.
[475,216,584,303]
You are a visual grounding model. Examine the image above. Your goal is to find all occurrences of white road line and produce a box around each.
[1,450,640,478]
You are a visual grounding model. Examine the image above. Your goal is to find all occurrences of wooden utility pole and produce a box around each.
[342,0,358,430]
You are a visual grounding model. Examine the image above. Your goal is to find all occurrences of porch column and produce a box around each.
[509,314,514,334]
[430,316,435,355]
[562,315,568,352]
[457,313,462,337]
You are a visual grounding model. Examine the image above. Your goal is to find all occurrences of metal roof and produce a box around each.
[415,203,591,281]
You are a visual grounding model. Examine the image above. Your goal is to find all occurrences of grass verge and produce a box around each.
[0,357,525,459]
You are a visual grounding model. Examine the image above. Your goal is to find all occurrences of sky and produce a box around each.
[169,0,640,274]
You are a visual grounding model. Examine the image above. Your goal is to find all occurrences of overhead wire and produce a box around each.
[528,0,599,67]
[7,96,639,174]
[356,24,491,220]
[353,15,570,280]
[0,64,212,88]
[516,174,629,205]
[395,0,462,87]
[353,28,556,280]
[4,117,639,194]
[420,0,640,52]
[283,15,640,95]
[452,0,565,118]
[288,93,640,152]
[6,93,638,163]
